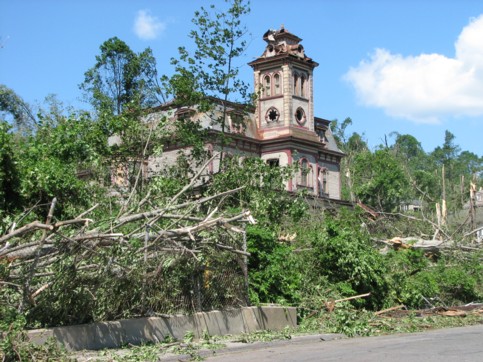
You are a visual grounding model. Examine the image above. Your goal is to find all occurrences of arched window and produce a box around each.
[274,73,281,95]
[299,159,310,187]
[264,75,271,97]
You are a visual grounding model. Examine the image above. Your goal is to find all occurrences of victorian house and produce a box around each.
[142,26,344,200]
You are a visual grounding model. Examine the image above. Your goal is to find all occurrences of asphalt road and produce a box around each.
[202,324,483,362]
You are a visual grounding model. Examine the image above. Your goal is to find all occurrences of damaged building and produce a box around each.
[119,26,345,201]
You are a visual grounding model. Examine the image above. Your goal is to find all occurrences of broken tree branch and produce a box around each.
[0,221,54,244]
[374,304,406,316]
[116,186,245,225]
[20,197,57,312]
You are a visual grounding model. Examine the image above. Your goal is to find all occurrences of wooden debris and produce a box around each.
[374,304,406,316]
[325,292,372,312]
[374,237,448,254]
[437,309,467,317]
[356,202,379,219]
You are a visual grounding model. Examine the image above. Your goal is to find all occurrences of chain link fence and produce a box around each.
[139,231,249,315]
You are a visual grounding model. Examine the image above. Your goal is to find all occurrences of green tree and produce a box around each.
[297,212,389,309]
[392,133,425,165]
[330,118,369,201]
[246,225,301,305]
[352,149,410,212]
[431,131,461,190]
[0,84,37,133]
[80,37,163,115]
[13,109,106,218]
[431,131,468,209]
[389,133,438,206]
[208,155,304,224]
[80,37,171,192]
[330,117,352,149]
[432,130,461,168]
[169,0,250,104]
[166,0,251,166]
[455,151,482,179]
[0,121,22,226]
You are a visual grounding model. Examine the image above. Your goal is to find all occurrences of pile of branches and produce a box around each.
[0,157,255,326]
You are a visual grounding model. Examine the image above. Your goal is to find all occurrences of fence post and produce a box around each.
[242,225,250,306]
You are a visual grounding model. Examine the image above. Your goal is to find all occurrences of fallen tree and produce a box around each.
[0,156,256,327]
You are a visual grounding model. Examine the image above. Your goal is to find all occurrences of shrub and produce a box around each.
[246,225,301,304]
[386,250,483,308]
[298,213,389,310]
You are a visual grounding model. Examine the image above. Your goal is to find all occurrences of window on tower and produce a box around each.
[300,76,305,97]
[274,73,281,95]
[265,107,280,122]
[293,74,299,96]
[264,75,271,97]
[295,107,306,125]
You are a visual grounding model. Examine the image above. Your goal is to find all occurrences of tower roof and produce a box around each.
[249,25,317,68]
[262,25,302,44]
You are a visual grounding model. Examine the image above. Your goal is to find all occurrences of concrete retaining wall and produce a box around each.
[27,306,297,351]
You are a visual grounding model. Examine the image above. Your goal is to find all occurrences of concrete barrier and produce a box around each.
[27,306,297,351]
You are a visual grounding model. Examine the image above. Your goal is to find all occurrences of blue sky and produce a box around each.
[1,0,483,156]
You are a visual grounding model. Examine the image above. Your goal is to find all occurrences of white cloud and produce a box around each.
[344,15,483,124]
[133,10,166,40]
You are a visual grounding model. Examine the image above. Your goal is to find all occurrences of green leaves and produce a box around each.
[80,37,163,115]
[2,110,107,220]
[209,156,303,224]
[352,149,410,212]
[303,214,388,309]
[0,84,37,133]
[247,225,301,305]
[0,121,22,225]
[167,0,251,105]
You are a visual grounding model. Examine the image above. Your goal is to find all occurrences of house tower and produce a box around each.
[249,26,319,139]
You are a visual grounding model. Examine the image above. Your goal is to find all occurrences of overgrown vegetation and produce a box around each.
[247,209,483,312]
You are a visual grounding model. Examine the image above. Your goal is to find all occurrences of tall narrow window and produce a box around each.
[319,168,328,196]
[300,159,309,186]
[300,76,305,97]
[293,74,299,96]
[274,73,281,95]
[264,75,271,97]
[229,113,244,134]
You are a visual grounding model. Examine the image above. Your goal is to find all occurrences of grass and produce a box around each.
[298,305,483,337]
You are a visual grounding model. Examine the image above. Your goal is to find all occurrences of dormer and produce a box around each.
[315,117,330,146]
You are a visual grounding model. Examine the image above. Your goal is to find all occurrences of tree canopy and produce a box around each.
[80,37,163,115]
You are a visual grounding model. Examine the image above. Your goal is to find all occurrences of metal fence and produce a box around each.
[140,232,249,315]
